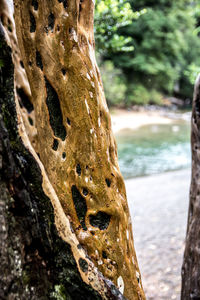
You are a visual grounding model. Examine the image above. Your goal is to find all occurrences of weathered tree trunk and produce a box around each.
[181,75,200,300]
[0,0,145,299]
[0,29,106,300]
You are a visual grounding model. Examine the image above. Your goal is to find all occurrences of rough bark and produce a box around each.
[0,0,145,299]
[181,75,200,300]
[0,31,98,300]
[0,28,132,300]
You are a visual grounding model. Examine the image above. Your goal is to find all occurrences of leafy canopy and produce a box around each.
[94,0,200,106]
[94,0,146,54]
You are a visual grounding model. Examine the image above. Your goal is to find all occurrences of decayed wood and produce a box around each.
[1,0,145,298]
[0,29,99,300]
[181,74,200,300]
[0,26,131,300]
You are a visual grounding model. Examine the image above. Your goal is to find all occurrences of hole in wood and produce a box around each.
[79,258,88,273]
[48,13,55,32]
[71,185,87,231]
[0,15,5,26]
[66,117,71,125]
[79,0,84,14]
[36,50,43,70]
[77,244,82,249]
[83,188,88,196]
[20,60,24,68]
[16,87,34,113]
[31,0,38,10]
[79,4,82,14]
[105,178,111,187]
[8,25,12,32]
[30,12,36,33]
[52,139,59,151]
[28,117,33,126]
[102,251,107,259]
[45,77,66,141]
[76,164,81,176]
[61,68,67,75]
[89,211,111,230]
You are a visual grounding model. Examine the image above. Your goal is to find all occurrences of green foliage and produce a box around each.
[149,90,163,105]
[126,84,149,105]
[184,63,200,85]
[94,0,146,54]
[99,59,126,106]
[126,84,163,106]
[117,1,200,96]
[98,58,163,106]
[95,0,200,105]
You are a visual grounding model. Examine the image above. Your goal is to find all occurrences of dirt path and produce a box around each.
[125,168,191,299]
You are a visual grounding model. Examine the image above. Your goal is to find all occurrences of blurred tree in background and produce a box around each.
[95,0,200,107]
[94,0,136,54]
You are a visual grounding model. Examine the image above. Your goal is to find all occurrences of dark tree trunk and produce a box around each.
[0,30,126,300]
[181,75,200,300]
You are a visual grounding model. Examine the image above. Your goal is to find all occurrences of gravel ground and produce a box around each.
[126,168,191,300]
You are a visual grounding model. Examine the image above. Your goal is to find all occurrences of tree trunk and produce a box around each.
[181,75,200,300]
[0,29,106,300]
[0,0,145,299]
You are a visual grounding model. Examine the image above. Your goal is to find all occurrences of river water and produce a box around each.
[116,120,191,179]
[115,116,191,299]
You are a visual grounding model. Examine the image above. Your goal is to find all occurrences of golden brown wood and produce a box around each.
[12,0,145,298]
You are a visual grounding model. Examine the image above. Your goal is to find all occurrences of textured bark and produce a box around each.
[0,31,101,300]
[0,28,130,300]
[181,75,200,300]
[0,0,145,299]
